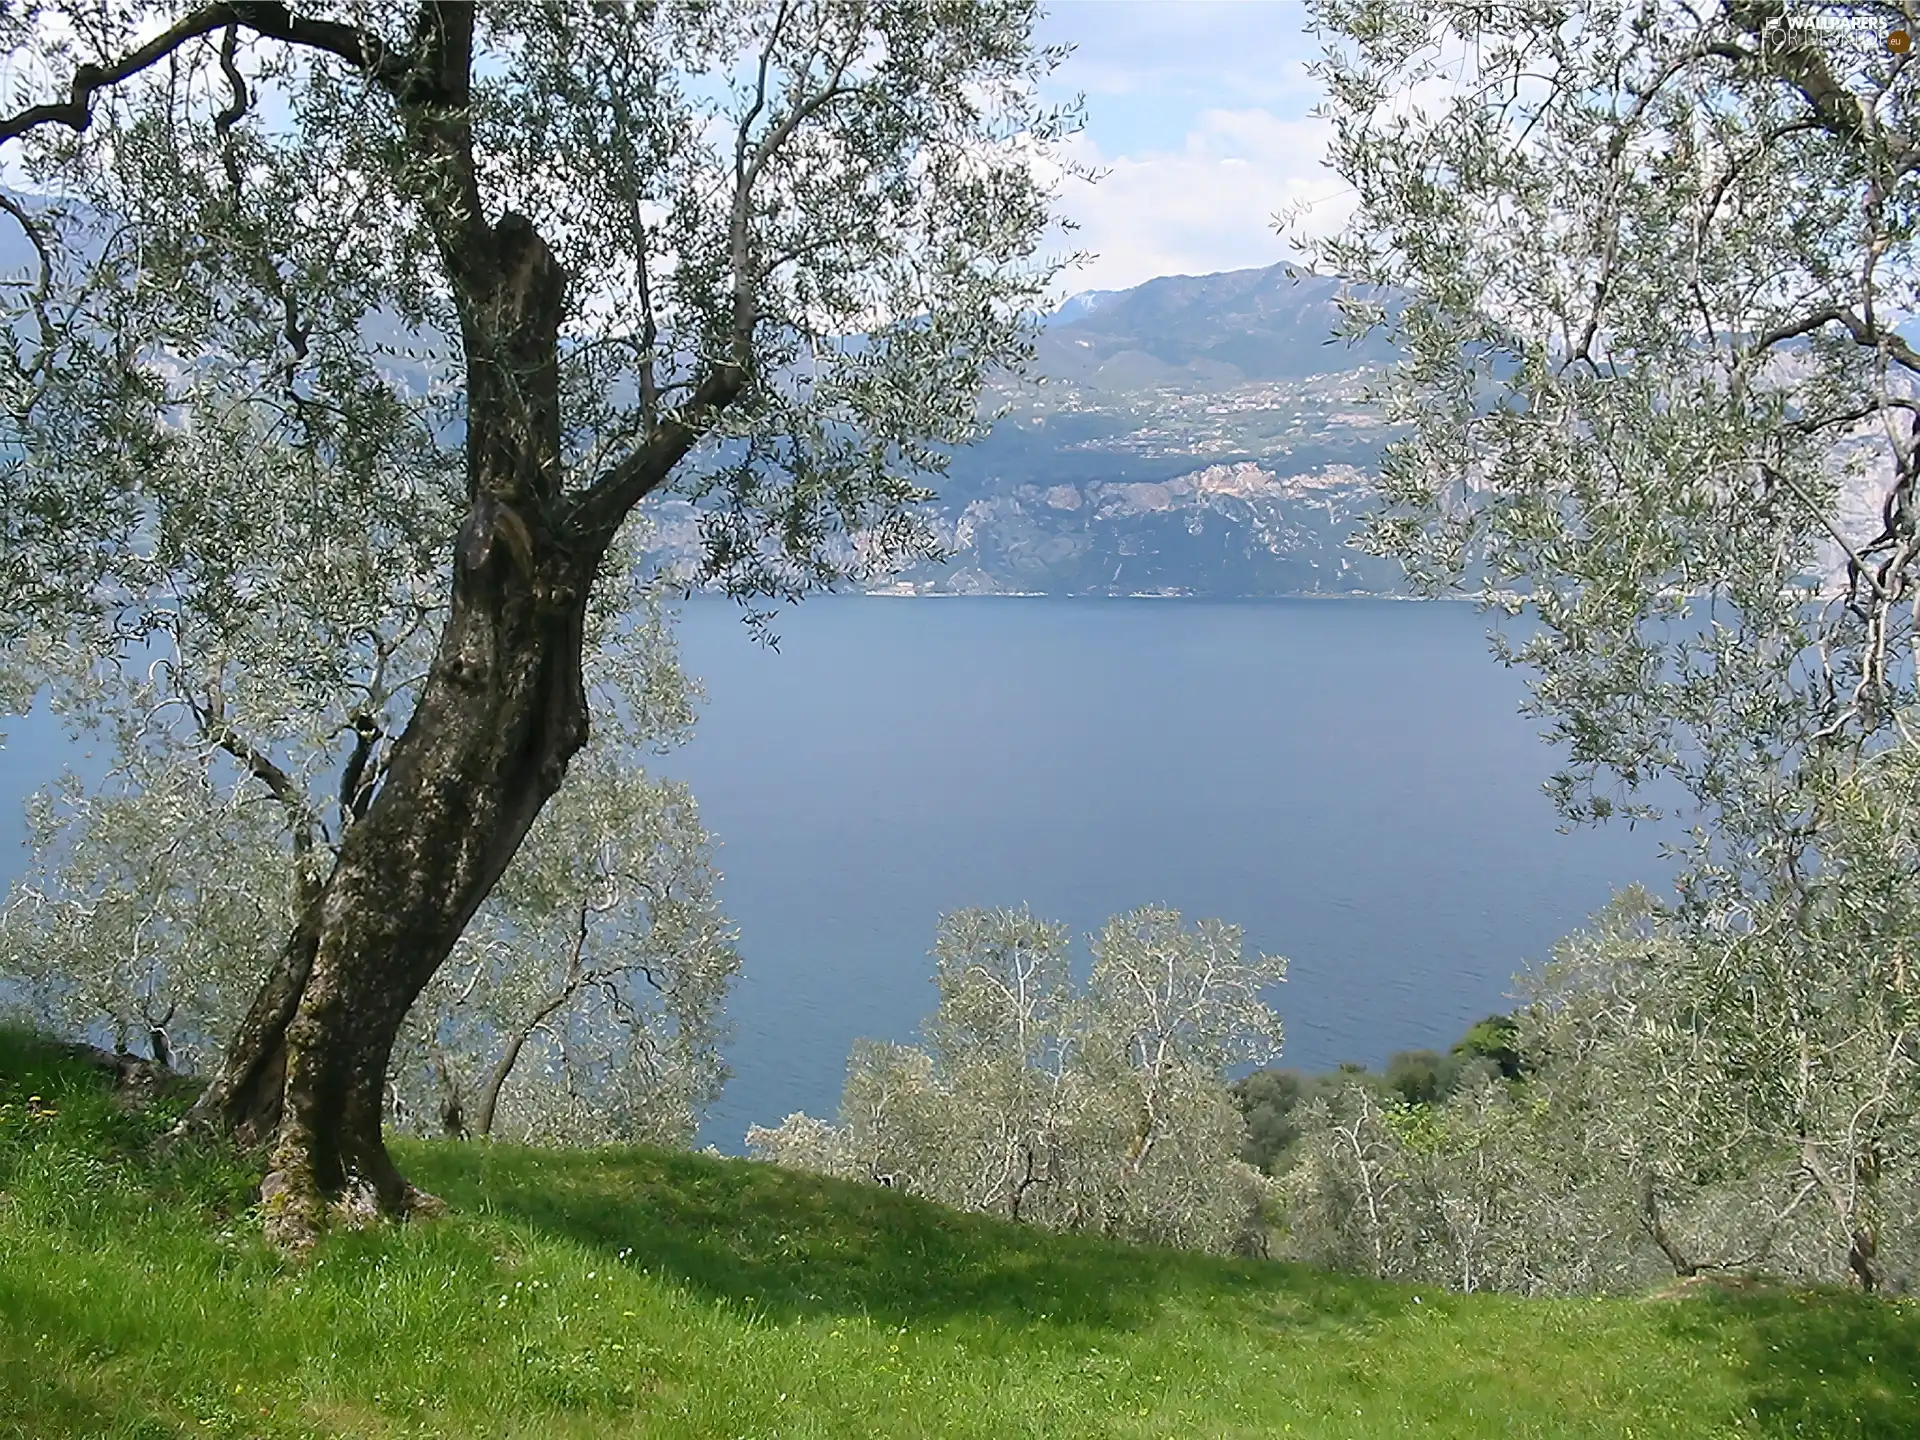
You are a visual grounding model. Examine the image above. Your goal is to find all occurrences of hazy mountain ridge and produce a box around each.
[884,263,1411,597]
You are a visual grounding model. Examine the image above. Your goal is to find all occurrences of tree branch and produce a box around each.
[1758,461,1893,604]
[1749,305,1920,376]
[560,363,747,549]
[475,889,594,1137]
[0,3,435,150]
[0,191,57,376]
[212,23,250,134]
[203,716,313,853]
[0,1,487,271]
[614,118,661,432]
[1721,0,1918,165]
[336,713,382,824]
[562,10,876,551]
[0,8,232,144]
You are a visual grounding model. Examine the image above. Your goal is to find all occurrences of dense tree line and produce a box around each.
[750,905,1284,1256]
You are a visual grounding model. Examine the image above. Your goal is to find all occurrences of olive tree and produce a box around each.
[2,734,740,1152]
[1298,0,1920,844]
[0,0,1076,1243]
[1521,775,1920,1293]
[0,750,295,1074]
[1280,757,1920,1295]
[749,905,1284,1255]
[1282,846,1919,1294]
[0,563,740,1156]
[1289,0,1920,1291]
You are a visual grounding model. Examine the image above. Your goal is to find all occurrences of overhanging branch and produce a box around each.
[0,2,426,149]
[0,9,231,144]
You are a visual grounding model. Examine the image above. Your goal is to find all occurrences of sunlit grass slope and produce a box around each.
[2,1025,1916,1439]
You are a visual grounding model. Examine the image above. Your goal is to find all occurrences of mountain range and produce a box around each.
[842,261,1909,601]
[2,190,1404,598]
[876,263,1410,597]
[644,262,1419,599]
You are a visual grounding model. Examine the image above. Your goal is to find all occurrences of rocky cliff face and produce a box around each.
[879,459,1401,597]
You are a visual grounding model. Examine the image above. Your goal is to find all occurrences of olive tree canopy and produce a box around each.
[1297,0,1920,857]
[1285,0,1920,1293]
[750,905,1285,1256]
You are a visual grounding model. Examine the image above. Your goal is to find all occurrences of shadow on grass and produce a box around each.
[1657,1282,1920,1440]
[0,1278,186,1440]
[406,1140,1409,1338]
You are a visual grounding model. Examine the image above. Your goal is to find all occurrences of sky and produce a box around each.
[1030,0,1352,297]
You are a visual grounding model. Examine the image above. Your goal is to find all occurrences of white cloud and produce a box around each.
[1039,1,1323,109]
[1043,105,1354,296]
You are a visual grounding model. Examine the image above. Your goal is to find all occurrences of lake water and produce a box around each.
[658,597,1675,1149]
[0,597,1679,1152]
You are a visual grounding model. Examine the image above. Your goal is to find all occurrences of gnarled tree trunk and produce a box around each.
[200,185,612,1245]
[262,524,592,1242]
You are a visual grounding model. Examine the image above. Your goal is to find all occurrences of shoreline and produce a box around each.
[678,588,1485,603]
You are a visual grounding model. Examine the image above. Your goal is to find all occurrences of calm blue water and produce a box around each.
[0,598,1678,1151]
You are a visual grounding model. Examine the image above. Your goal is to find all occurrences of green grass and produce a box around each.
[2,1026,1916,1439]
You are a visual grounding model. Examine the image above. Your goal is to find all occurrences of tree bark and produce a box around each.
[1846,1226,1885,1294]
[257,497,595,1244]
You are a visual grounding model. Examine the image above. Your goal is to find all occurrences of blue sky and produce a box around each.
[1031,1,1350,295]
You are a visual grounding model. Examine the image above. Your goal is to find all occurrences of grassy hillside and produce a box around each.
[2,1027,1915,1439]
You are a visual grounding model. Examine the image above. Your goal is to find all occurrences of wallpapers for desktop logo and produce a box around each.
[1744,4,1913,58]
